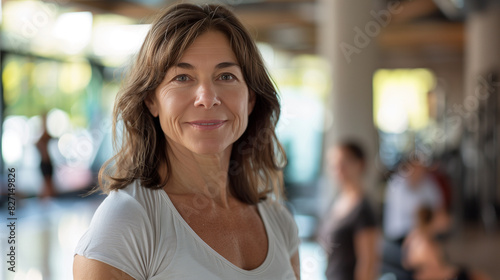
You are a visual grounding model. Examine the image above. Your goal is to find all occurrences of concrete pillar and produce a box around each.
[317,0,379,198]
[466,4,500,94]
[464,1,500,227]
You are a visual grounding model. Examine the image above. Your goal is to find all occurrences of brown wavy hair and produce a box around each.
[98,3,286,204]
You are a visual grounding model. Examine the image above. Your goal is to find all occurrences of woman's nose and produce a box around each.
[193,81,221,109]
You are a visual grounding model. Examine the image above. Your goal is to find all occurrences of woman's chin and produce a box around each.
[189,143,232,156]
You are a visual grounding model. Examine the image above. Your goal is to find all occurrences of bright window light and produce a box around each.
[373,68,435,133]
[2,116,28,164]
[92,24,150,57]
[46,108,71,138]
[257,43,275,67]
[52,12,93,55]
[2,130,23,164]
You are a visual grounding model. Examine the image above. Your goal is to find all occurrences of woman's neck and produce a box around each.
[162,143,234,208]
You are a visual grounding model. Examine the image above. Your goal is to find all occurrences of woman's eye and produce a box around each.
[219,74,235,81]
[174,75,190,82]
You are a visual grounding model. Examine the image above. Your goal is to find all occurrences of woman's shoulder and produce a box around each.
[76,180,170,254]
[112,179,162,199]
[103,180,166,215]
[87,182,150,227]
[76,181,169,280]
[80,181,169,238]
[351,195,378,228]
[258,199,295,224]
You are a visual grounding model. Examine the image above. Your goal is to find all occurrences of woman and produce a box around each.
[73,4,300,280]
[404,207,490,280]
[36,113,56,198]
[318,142,378,280]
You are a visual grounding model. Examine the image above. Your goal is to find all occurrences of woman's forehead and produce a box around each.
[179,30,237,61]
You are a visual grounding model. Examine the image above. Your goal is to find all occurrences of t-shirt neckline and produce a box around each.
[159,190,275,275]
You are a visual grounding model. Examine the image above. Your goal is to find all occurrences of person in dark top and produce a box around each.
[36,114,56,198]
[318,141,378,280]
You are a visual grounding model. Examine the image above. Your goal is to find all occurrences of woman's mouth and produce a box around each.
[187,120,227,130]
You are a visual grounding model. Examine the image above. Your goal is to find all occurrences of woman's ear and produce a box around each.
[145,94,159,117]
[248,90,256,115]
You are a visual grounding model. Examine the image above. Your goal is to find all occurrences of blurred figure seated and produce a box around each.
[403,207,491,280]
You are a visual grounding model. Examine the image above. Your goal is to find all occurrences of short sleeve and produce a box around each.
[354,198,377,232]
[75,190,154,280]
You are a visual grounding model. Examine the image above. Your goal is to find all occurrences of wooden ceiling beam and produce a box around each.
[37,0,465,55]
[390,0,440,24]
[378,22,464,51]
[236,10,314,29]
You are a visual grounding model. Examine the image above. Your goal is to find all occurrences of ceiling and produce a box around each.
[43,0,465,55]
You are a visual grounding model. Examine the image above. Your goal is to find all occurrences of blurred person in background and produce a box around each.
[73,4,300,280]
[318,141,379,280]
[403,207,491,280]
[427,159,453,216]
[36,113,57,198]
[383,156,448,244]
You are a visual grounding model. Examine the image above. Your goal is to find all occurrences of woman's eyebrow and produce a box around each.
[175,62,195,70]
[173,62,239,70]
[215,62,240,69]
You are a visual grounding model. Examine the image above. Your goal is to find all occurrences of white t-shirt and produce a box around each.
[383,174,442,239]
[75,180,300,280]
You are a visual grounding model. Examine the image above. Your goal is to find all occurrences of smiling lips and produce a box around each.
[187,120,227,130]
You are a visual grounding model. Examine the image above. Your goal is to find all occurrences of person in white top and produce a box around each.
[383,158,444,241]
[73,4,300,279]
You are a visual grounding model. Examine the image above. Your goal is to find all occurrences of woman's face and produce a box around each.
[328,147,363,185]
[147,30,254,156]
